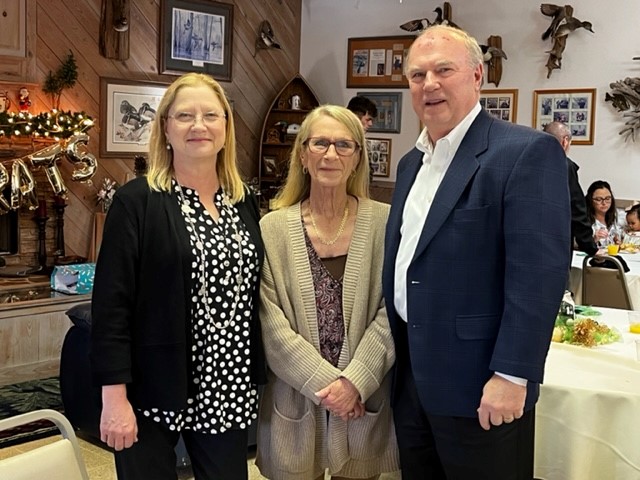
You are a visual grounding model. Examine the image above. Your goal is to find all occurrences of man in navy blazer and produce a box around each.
[382,26,570,479]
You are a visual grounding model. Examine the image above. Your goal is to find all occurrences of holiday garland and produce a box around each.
[0,110,94,140]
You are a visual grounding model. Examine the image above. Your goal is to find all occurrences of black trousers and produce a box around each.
[114,412,249,480]
[393,323,535,480]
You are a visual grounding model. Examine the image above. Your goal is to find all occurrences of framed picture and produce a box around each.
[262,155,279,177]
[159,0,233,81]
[366,138,392,178]
[357,92,402,133]
[533,88,596,145]
[99,77,168,158]
[480,89,518,123]
[347,36,415,88]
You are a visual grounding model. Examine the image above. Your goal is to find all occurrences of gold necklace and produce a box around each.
[309,201,349,246]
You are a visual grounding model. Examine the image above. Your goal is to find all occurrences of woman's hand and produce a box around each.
[316,377,362,421]
[100,384,138,451]
[594,227,608,242]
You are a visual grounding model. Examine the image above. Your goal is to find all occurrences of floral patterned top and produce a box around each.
[303,226,346,367]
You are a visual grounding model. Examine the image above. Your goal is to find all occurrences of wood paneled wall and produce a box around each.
[1,0,302,265]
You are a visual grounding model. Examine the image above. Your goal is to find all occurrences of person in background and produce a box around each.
[586,180,621,247]
[623,203,640,246]
[346,95,378,132]
[543,121,598,256]
[256,105,399,480]
[382,25,570,479]
[90,72,266,480]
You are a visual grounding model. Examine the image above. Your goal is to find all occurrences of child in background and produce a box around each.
[623,204,640,247]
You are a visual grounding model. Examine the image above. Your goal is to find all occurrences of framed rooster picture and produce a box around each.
[99,78,169,158]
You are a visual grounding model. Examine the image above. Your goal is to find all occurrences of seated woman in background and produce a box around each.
[586,180,621,247]
[623,204,640,246]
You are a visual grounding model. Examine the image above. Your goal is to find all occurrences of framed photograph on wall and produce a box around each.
[99,77,168,158]
[357,92,402,133]
[262,155,279,177]
[347,36,414,88]
[480,89,518,123]
[533,88,596,145]
[366,138,391,178]
[159,0,233,80]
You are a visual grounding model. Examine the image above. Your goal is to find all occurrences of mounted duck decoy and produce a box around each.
[540,4,573,40]
[254,20,282,57]
[480,45,508,64]
[399,17,433,34]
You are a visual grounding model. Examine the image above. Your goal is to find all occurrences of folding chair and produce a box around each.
[0,409,90,480]
[582,254,633,310]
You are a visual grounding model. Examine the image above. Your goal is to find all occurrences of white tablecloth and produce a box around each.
[535,307,640,479]
[569,251,640,310]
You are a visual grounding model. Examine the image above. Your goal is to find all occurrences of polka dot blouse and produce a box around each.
[140,182,259,434]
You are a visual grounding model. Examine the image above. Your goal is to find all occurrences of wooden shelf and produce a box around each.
[258,74,320,211]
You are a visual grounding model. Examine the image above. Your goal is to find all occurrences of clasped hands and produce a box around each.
[315,377,364,421]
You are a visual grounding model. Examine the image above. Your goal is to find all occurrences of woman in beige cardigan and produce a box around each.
[256,105,399,480]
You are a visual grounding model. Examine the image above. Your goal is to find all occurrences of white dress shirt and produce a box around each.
[393,103,526,387]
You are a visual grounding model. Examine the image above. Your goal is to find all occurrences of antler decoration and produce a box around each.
[605,74,640,142]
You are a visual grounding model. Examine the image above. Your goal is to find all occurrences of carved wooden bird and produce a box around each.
[433,7,460,29]
[399,17,433,33]
[254,20,281,57]
[553,17,594,38]
[541,4,573,40]
[480,45,507,64]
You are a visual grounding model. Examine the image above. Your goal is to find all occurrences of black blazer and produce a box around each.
[90,177,266,411]
[567,158,597,256]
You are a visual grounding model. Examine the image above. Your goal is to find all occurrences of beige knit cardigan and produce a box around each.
[256,198,399,480]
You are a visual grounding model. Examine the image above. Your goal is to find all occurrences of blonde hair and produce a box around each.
[273,105,369,209]
[406,24,484,73]
[146,72,245,202]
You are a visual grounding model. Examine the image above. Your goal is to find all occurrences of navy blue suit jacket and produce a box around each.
[382,110,571,418]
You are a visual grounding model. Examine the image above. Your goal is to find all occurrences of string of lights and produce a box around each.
[0,110,94,141]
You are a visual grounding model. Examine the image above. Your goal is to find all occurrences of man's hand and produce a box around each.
[100,384,139,451]
[476,374,526,431]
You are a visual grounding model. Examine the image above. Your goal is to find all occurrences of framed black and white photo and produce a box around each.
[533,88,596,145]
[99,77,168,158]
[480,89,518,123]
[366,138,392,178]
[262,155,279,177]
[159,0,233,81]
[357,92,402,133]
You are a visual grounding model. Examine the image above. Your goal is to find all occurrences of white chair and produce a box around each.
[0,409,90,480]
[582,254,633,310]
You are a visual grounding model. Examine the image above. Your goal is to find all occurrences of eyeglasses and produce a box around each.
[167,111,226,125]
[593,196,612,204]
[305,137,360,156]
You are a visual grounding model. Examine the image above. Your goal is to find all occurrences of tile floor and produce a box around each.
[0,435,401,479]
